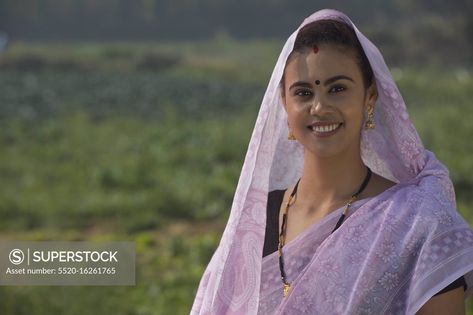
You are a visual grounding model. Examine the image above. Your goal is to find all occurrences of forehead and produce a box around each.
[285,45,360,81]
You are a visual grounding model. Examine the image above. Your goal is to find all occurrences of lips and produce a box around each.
[307,122,343,132]
[306,122,343,138]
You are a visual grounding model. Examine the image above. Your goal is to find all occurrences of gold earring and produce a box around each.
[365,106,375,130]
[288,129,296,140]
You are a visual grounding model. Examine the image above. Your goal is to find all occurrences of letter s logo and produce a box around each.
[9,249,25,265]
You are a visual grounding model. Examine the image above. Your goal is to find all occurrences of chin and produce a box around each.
[303,144,344,159]
[300,131,361,159]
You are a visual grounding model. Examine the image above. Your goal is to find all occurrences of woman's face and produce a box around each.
[282,44,377,158]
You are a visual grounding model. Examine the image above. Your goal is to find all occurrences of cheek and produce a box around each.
[285,100,306,118]
[345,106,364,119]
[343,107,365,133]
[337,97,365,121]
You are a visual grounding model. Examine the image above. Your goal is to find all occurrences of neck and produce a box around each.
[296,147,368,214]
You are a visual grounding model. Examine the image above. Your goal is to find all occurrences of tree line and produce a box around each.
[0,0,472,65]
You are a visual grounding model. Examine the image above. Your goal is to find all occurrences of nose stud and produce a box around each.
[315,80,320,85]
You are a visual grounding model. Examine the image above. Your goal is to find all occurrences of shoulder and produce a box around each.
[377,176,469,236]
[267,189,286,209]
[360,172,397,200]
[268,189,286,200]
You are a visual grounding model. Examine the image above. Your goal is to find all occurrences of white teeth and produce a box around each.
[312,124,340,133]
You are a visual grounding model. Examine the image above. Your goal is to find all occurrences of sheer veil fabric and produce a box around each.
[190,8,473,315]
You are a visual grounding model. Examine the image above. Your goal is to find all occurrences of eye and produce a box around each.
[294,89,312,97]
[329,85,346,94]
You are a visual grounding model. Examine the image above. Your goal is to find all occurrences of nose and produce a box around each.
[309,97,328,115]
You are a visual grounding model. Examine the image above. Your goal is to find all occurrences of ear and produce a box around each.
[365,81,378,110]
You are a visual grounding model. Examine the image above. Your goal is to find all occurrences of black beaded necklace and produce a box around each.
[278,167,372,297]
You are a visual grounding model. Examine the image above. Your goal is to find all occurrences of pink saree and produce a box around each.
[191,8,473,314]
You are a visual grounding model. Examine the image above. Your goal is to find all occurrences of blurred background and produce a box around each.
[0,0,472,314]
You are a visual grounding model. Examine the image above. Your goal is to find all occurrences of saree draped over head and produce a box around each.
[190,8,473,315]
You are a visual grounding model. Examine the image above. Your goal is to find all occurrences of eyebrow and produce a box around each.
[323,75,354,86]
[288,75,355,90]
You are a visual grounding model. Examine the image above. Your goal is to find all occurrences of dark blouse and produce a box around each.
[262,189,467,297]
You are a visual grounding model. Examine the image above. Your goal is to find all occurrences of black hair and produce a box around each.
[281,20,374,94]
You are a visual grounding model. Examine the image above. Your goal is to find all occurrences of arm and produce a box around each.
[416,286,465,315]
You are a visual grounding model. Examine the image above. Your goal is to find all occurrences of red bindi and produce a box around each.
[312,45,319,53]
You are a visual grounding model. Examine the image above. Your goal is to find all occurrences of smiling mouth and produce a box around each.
[308,123,343,133]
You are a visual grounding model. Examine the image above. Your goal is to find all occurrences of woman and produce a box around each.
[191,9,473,314]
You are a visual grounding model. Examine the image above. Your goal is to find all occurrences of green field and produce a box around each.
[0,39,472,314]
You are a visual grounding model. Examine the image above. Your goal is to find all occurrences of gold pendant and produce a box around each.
[283,283,291,297]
